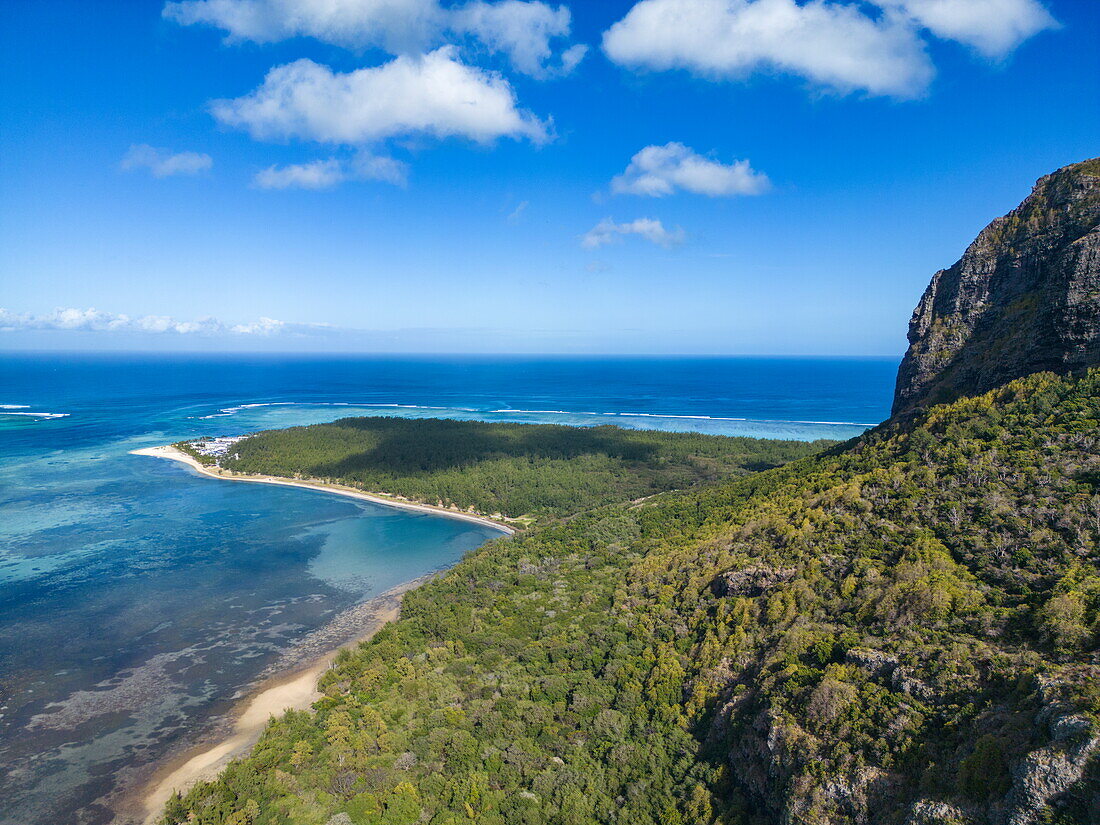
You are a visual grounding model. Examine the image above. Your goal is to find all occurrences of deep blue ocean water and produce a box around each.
[0,353,898,824]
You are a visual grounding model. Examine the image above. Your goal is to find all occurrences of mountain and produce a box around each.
[161,165,1100,825]
[893,159,1100,415]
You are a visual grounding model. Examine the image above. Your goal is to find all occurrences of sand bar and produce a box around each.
[130,444,515,535]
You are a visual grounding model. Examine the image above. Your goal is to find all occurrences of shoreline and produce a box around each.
[129,445,516,535]
[121,444,515,823]
[124,579,421,824]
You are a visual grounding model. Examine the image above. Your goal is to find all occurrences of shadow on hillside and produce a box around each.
[312,417,659,478]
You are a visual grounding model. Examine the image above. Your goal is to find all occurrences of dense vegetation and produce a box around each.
[164,371,1099,825]
[211,418,831,523]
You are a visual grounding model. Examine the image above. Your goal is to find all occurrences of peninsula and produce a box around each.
[132,420,824,819]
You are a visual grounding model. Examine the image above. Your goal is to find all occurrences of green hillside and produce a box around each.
[162,369,1100,825]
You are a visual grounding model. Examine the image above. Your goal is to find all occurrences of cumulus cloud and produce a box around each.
[165,0,445,51]
[452,1,586,77]
[0,307,290,336]
[581,217,684,249]
[253,152,408,189]
[212,48,548,146]
[611,142,769,197]
[603,0,931,98]
[875,0,1057,59]
[164,0,585,77]
[121,144,213,177]
[602,0,1056,98]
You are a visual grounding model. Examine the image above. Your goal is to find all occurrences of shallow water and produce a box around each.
[0,353,897,824]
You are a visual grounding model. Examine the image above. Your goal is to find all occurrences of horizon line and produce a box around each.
[0,348,905,360]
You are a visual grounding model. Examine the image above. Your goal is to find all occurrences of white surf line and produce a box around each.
[198,401,479,419]
[1,411,70,418]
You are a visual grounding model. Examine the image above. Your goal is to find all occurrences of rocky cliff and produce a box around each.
[893,159,1100,415]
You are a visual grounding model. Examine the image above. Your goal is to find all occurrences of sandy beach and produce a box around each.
[129,581,414,824]
[121,444,514,823]
[130,444,516,535]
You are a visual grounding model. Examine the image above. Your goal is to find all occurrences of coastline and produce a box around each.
[125,578,420,824]
[129,445,516,535]
[121,444,515,823]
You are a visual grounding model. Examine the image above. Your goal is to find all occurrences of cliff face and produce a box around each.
[893,159,1100,415]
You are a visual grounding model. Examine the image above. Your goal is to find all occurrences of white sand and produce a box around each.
[137,597,402,822]
[130,445,515,535]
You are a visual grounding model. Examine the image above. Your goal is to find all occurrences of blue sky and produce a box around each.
[1,0,1097,354]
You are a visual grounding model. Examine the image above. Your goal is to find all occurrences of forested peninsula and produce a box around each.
[186,419,831,526]
[161,160,1100,825]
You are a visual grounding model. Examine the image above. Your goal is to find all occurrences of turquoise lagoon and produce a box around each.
[0,353,897,823]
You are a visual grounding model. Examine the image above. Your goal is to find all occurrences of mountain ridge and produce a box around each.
[893,158,1100,415]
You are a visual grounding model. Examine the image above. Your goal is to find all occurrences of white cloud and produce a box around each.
[452,1,585,77]
[602,0,1056,98]
[507,199,529,222]
[254,152,409,189]
[875,0,1057,59]
[603,0,932,98]
[212,48,548,145]
[351,151,410,185]
[255,159,347,190]
[164,0,585,77]
[230,317,287,334]
[581,217,685,249]
[121,144,213,177]
[611,142,769,197]
[0,308,290,336]
[164,0,444,51]
[0,309,31,331]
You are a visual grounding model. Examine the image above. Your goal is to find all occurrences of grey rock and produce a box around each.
[325,815,353,825]
[712,564,797,597]
[786,766,894,825]
[997,704,1099,825]
[1049,714,1092,742]
[844,647,899,678]
[893,158,1100,415]
[1001,733,1098,825]
[890,667,935,701]
[905,799,971,825]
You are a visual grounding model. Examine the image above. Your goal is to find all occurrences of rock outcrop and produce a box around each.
[996,676,1100,825]
[893,158,1100,415]
[711,564,797,597]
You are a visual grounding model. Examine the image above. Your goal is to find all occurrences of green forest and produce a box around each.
[203,418,831,523]
[164,371,1100,825]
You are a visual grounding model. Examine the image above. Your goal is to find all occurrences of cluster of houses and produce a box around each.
[189,435,248,461]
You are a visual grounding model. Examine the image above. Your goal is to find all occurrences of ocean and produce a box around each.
[0,353,898,824]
